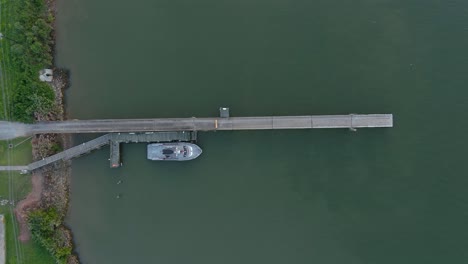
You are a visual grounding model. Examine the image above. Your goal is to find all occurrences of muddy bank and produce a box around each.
[15,171,43,242]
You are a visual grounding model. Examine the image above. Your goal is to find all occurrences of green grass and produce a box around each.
[0,140,56,264]
[0,138,32,165]
[0,172,30,201]
[0,137,33,201]
[0,138,55,263]
[1,211,55,264]
[0,169,56,264]
[0,0,61,261]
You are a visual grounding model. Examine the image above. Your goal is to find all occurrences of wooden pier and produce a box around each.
[27,114,392,135]
[0,112,393,172]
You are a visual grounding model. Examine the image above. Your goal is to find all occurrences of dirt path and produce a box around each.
[15,171,43,242]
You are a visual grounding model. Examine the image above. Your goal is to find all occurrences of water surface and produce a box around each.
[55,0,468,263]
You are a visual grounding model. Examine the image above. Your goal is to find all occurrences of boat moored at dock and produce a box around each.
[147,143,202,161]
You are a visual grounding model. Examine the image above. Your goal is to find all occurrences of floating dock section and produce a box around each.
[109,140,121,168]
[108,131,197,168]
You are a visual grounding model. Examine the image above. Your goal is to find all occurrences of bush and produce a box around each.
[28,208,71,264]
[50,142,62,153]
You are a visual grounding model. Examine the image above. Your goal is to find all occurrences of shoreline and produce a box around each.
[13,0,79,262]
[14,69,78,263]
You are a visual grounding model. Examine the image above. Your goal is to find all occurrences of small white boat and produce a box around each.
[147,143,202,161]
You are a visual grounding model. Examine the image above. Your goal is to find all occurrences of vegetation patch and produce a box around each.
[1,0,77,262]
[28,208,72,264]
[0,139,50,264]
[0,210,54,264]
[5,0,55,122]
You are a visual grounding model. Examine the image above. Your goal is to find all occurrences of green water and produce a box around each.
[55,0,468,263]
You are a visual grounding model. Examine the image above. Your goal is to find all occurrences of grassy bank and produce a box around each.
[0,140,54,263]
[2,212,54,264]
[0,0,62,262]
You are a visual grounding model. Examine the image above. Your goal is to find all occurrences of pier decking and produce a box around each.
[0,114,392,140]
[28,114,392,135]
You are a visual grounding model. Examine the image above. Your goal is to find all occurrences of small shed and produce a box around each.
[39,69,53,82]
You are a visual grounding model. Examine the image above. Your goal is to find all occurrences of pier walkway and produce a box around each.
[28,134,111,171]
[30,114,392,133]
[0,166,29,172]
[0,114,393,140]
